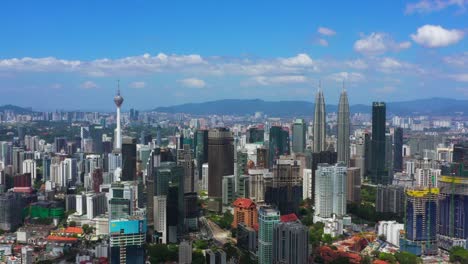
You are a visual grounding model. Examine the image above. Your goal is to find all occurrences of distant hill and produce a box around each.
[153,98,468,116]
[0,104,34,114]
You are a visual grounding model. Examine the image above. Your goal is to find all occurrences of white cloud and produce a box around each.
[279,53,315,67]
[0,53,321,77]
[444,52,468,66]
[450,73,468,82]
[178,78,206,88]
[346,59,368,70]
[81,81,98,89]
[248,75,308,86]
[129,81,146,89]
[380,57,403,69]
[327,72,365,82]
[318,27,336,36]
[376,57,419,74]
[0,53,206,76]
[411,25,464,47]
[354,33,411,55]
[318,39,329,47]
[405,0,467,14]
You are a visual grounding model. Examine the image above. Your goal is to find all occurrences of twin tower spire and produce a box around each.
[313,84,350,165]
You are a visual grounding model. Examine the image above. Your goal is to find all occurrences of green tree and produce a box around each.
[395,251,422,264]
[450,246,468,264]
[378,252,397,264]
[192,249,206,264]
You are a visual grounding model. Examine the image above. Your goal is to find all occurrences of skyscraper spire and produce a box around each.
[313,88,326,152]
[114,80,124,150]
[337,89,350,165]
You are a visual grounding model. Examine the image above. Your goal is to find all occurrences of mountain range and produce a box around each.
[0,104,34,114]
[153,98,468,117]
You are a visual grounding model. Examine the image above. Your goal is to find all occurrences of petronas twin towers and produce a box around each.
[313,88,350,165]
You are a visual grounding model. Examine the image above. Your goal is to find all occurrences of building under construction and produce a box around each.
[437,171,468,250]
[401,187,438,256]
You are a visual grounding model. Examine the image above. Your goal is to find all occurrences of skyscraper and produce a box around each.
[265,157,302,215]
[313,89,326,152]
[292,119,306,154]
[393,127,403,172]
[370,102,388,184]
[208,128,234,198]
[113,85,124,151]
[268,126,290,167]
[337,89,350,165]
[121,137,136,181]
[315,163,347,219]
[273,221,309,264]
[258,206,280,264]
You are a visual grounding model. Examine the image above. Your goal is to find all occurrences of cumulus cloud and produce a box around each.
[0,53,321,78]
[354,33,411,55]
[327,72,365,82]
[129,81,146,89]
[411,25,464,47]
[318,27,336,36]
[81,81,98,89]
[279,53,315,67]
[0,53,206,76]
[178,78,206,88]
[248,75,308,86]
[405,0,467,14]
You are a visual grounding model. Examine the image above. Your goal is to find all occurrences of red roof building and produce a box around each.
[280,213,299,223]
[232,198,258,229]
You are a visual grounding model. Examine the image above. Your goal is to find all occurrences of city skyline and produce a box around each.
[0,1,467,110]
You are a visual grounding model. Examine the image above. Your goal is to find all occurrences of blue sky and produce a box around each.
[0,0,467,111]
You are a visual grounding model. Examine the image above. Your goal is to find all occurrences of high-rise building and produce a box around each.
[268,126,290,167]
[195,129,208,181]
[437,171,468,251]
[232,198,258,229]
[108,182,145,264]
[178,240,192,264]
[273,221,309,264]
[376,184,405,214]
[371,102,388,184]
[346,167,361,203]
[248,127,264,143]
[337,90,350,165]
[402,187,438,255]
[177,144,196,193]
[292,119,306,154]
[222,175,235,205]
[315,163,347,219]
[258,206,280,264]
[22,159,36,182]
[154,195,167,244]
[208,128,234,198]
[393,127,403,172]
[310,151,337,203]
[313,89,326,152]
[113,86,124,151]
[265,157,302,215]
[121,137,136,181]
[302,169,312,200]
[0,192,24,231]
[248,168,271,203]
